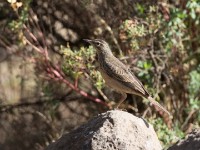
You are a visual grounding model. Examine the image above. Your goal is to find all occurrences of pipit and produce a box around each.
[84,39,170,116]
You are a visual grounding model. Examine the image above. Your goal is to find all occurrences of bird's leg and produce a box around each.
[116,92,127,108]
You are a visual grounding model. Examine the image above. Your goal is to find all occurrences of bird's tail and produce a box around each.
[147,96,171,116]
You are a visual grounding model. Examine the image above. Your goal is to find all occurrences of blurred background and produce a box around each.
[0,0,200,149]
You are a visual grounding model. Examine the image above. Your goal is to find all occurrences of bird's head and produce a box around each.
[84,39,112,55]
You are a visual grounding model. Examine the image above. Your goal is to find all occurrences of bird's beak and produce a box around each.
[83,39,93,44]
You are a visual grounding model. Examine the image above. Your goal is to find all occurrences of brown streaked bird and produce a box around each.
[84,39,170,116]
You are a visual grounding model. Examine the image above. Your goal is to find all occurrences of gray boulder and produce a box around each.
[46,110,162,150]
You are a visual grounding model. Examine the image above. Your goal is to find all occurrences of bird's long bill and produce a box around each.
[83,39,93,44]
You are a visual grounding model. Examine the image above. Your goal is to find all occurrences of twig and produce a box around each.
[181,109,196,130]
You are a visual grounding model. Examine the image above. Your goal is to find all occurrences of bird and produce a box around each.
[84,39,170,116]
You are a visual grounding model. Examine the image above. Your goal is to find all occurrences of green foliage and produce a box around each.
[189,66,200,100]
[164,10,186,52]
[163,0,200,52]
[137,60,152,84]
[187,65,200,124]
[135,3,145,15]
[186,0,200,22]
[119,19,148,50]
[62,45,104,89]
[7,0,31,31]
[150,118,184,149]
[148,1,200,147]
[162,1,200,123]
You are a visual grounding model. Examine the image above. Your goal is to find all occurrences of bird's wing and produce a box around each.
[102,57,149,96]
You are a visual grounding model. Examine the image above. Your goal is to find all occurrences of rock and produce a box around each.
[46,110,162,150]
[168,128,200,150]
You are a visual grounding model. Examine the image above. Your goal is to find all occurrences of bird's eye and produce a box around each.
[96,42,101,47]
